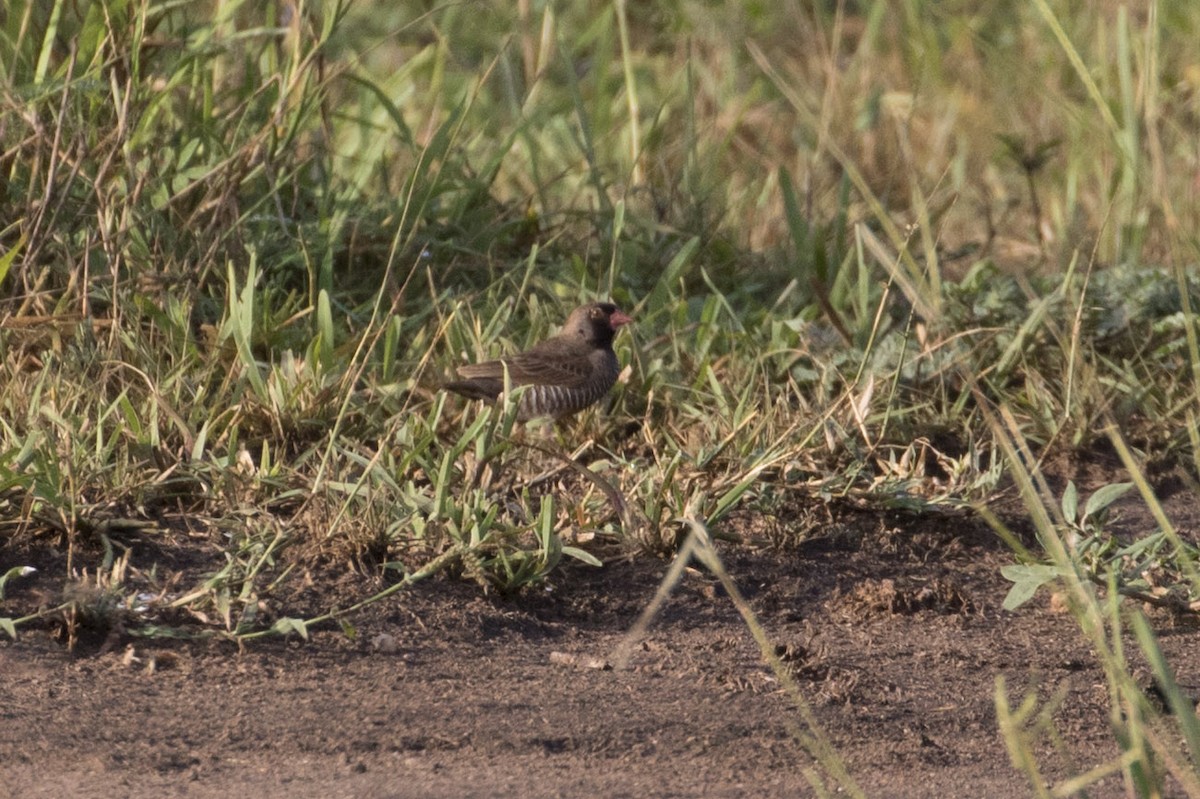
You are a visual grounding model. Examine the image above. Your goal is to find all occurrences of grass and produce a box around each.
[3,0,1200,794]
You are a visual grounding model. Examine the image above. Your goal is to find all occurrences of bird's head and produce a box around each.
[564,302,632,347]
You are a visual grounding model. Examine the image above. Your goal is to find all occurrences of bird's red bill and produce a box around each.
[610,309,633,327]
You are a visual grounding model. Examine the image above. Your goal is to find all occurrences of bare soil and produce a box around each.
[3,490,1199,798]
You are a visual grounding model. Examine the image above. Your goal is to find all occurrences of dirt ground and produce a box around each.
[4,491,1199,799]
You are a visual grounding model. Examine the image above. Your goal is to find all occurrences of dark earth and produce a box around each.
[3,481,1199,798]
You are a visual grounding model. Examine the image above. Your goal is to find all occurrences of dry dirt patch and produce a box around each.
[3,510,1198,798]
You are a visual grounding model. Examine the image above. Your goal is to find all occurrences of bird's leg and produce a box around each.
[527,437,594,488]
[525,412,602,487]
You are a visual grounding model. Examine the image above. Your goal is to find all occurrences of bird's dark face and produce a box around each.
[566,303,633,346]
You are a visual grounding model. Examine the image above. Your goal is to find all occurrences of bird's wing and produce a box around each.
[508,348,592,388]
[455,359,507,380]
[457,338,593,389]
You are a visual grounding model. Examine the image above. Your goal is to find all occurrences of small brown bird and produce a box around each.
[445,302,633,421]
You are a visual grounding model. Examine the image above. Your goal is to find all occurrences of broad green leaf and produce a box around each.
[0,233,25,286]
[1060,481,1077,524]
[561,546,602,568]
[1083,482,1133,521]
[1000,564,1059,611]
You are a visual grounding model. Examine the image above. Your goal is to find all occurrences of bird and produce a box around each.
[444,302,633,421]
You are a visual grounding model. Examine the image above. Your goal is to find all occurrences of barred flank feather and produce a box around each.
[518,360,617,420]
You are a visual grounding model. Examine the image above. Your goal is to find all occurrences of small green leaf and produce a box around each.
[1000,564,1059,611]
[561,546,602,567]
[1083,482,1133,521]
[271,617,309,640]
[1001,581,1040,612]
[0,618,17,640]
[316,289,334,368]
[0,565,36,600]
[1060,481,1077,524]
[0,233,25,286]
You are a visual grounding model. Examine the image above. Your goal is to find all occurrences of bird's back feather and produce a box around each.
[456,338,594,389]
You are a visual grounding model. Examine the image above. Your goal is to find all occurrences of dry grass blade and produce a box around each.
[519,438,634,531]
